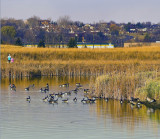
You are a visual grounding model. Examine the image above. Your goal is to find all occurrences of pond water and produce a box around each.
[0,76,160,139]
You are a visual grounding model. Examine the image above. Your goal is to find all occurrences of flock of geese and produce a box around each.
[9,83,97,105]
[9,83,156,108]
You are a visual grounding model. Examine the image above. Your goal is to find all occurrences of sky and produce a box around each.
[1,0,160,23]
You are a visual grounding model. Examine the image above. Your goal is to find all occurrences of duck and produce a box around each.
[73,97,77,102]
[62,98,69,103]
[26,96,31,101]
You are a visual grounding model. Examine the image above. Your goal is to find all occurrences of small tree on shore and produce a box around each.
[15,38,23,46]
[38,40,45,47]
[67,38,77,48]
[144,33,152,42]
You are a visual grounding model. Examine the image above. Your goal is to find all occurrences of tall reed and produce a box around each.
[92,71,160,101]
[1,45,160,78]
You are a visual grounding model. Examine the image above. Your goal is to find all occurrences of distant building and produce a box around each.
[77,43,114,48]
[39,20,50,26]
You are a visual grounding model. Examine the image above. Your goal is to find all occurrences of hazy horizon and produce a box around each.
[1,0,160,24]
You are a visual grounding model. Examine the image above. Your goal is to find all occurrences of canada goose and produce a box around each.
[53,98,58,103]
[62,98,69,103]
[137,102,141,108]
[26,96,31,101]
[81,98,87,104]
[29,84,35,88]
[62,83,69,87]
[76,83,80,86]
[59,85,62,87]
[81,98,90,104]
[56,92,64,98]
[89,98,96,104]
[130,100,136,105]
[146,97,156,103]
[40,88,47,93]
[49,93,55,98]
[130,100,141,108]
[120,98,123,104]
[105,97,109,102]
[43,96,49,102]
[130,97,139,102]
[73,97,77,102]
[48,97,54,104]
[10,84,16,91]
[45,83,49,91]
[25,87,30,91]
[84,89,90,94]
[64,91,71,96]
[77,85,83,89]
[72,89,78,94]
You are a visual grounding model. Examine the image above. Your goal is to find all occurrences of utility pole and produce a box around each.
[93,32,95,49]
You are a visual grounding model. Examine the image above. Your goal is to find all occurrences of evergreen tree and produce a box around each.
[38,40,45,47]
[67,38,77,48]
[15,38,23,46]
[144,34,152,42]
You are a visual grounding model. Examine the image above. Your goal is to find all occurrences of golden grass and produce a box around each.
[1,45,160,77]
[91,71,160,100]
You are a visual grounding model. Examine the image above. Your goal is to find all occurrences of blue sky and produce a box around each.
[1,0,160,23]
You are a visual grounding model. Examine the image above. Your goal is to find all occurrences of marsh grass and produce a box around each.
[135,78,160,101]
[92,71,160,101]
[1,45,160,77]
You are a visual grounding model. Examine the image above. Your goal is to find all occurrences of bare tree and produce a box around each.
[57,15,72,28]
[27,16,41,28]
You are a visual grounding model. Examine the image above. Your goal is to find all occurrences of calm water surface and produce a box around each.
[0,76,160,139]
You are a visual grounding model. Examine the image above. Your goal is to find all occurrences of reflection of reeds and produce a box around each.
[93,72,160,101]
[1,45,160,77]
[90,100,160,132]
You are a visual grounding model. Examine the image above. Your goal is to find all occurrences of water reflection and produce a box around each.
[1,76,160,139]
[1,76,93,90]
[91,99,160,134]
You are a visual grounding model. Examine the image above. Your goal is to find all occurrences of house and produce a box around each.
[77,43,114,48]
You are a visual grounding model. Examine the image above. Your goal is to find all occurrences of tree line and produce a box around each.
[1,16,160,47]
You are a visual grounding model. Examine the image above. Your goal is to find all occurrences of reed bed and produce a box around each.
[1,45,160,78]
[92,71,160,101]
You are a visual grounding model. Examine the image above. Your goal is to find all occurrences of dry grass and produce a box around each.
[92,71,160,101]
[1,45,160,78]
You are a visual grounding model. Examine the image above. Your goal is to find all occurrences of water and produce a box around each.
[0,77,160,139]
